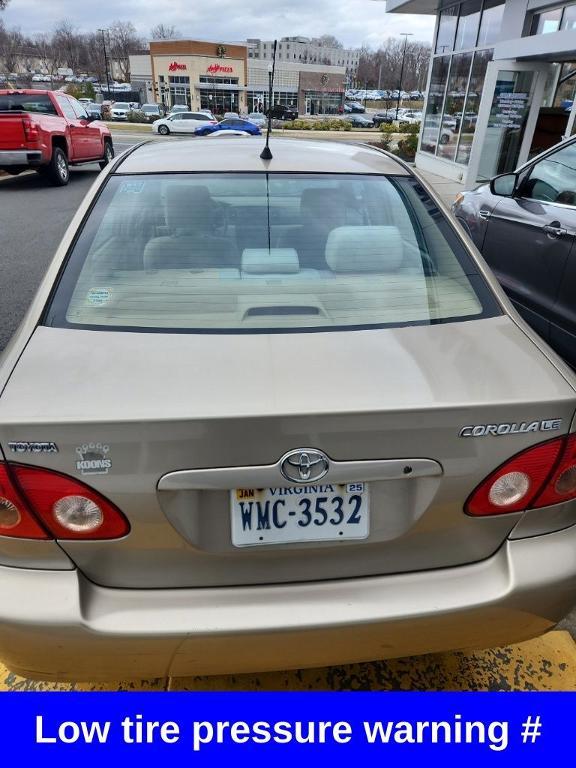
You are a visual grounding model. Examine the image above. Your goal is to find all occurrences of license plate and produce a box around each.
[231,483,369,547]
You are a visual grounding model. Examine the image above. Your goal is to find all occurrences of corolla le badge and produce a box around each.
[280,449,330,483]
[459,419,562,437]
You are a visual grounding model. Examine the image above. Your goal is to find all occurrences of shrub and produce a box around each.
[127,110,148,123]
[394,132,418,161]
[380,123,396,134]
[282,118,352,132]
[379,134,393,151]
[65,82,96,101]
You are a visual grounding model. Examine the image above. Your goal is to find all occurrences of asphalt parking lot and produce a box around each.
[1,131,575,690]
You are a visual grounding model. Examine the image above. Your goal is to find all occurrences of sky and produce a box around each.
[1,0,435,47]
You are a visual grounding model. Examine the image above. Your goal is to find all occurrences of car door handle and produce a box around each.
[478,209,491,220]
[543,223,567,237]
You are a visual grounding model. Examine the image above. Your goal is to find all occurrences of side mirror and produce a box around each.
[490,173,518,197]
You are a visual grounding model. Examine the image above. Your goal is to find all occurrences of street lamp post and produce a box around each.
[98,28,112,99]
[395,32,413,121]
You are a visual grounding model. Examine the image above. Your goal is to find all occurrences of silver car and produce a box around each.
[1,138,576,681]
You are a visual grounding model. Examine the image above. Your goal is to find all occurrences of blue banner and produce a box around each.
[0,692,570,765]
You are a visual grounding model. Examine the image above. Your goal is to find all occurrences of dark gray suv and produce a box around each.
[453,137,576,367]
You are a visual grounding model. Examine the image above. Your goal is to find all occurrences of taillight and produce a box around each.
[22,116,39,142]
[0,462,129,540]
[0,463,49,539]
[466,435,576,516]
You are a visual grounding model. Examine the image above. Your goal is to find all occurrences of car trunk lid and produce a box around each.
[0,317,574,588]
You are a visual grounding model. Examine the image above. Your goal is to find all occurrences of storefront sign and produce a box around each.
[169,62,187,72]
[207,63,234,75]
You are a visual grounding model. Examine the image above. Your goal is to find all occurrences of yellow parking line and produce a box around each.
[1,631,575,691]
[167,631,576,691]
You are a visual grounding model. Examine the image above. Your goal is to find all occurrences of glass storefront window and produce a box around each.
[530,8,562,35]
[477,0,504,47]
[455,0,481,51]
[247,91,298,111]
[553,63,576,110]
[456,49,492,164]
[436,5,459,54]
[437,52,473,162]
[304,91,343,115]
[561,5,576,30]
[477,70,535,180]
[200,91,239,114]
[421,56,450,154]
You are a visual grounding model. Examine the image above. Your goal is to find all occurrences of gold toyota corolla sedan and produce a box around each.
[1,137,576,681]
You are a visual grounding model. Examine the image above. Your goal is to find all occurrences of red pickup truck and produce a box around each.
[0,89,114,186]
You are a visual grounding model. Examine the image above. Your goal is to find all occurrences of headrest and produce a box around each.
[165,185,215,233]
[325,226,403,273]
[242,248,300,274]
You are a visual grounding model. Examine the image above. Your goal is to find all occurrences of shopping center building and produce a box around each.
[383,0,576,187]
[131,39,346,116]
[147,39,250,114]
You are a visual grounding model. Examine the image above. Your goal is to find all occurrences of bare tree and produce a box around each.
[34,33,62,86]
[83,32,108,84]
[150,24,178,40]
[311,35,344,49]
[109,20,145,81]
[53,20,83,72]
[357,38,431,92]
[0,25,24,73]
[0,1,11,10]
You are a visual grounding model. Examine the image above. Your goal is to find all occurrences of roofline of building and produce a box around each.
[383,0,438,14]
[148,39,249,47]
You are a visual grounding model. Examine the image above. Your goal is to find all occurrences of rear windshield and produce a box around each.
[44,173,501,334]
[0,94,57,115]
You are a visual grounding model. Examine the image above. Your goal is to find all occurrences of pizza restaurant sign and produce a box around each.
[207,63,234,75]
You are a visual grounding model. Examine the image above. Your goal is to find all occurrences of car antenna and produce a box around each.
[260,39,277,160]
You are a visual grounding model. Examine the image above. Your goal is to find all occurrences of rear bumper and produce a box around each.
[1,525,576,681]
[0,150,42,166]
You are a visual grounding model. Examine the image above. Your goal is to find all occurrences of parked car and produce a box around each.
[267,104,298,121]
[344,114,374,128]
[398,110,423,125]
[167,105,190,117]
[153,111,218,135]
[84,102,103,120]
[246,112,267,128]
[1,136,576,680]
[0,89,113,186]
[140,103,164,121]
[345,101,366,113]
[373,112,394,127]
[195,117,262,136]
[453,135,576,368]
[110,102,134,121]
[223,112,240,119]
[419,115,456,151]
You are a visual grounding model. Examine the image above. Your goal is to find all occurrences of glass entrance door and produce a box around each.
[466,61,555,186]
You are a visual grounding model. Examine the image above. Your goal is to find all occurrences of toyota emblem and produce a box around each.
[280,449,330,483]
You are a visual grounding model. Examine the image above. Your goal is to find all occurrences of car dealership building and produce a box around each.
[130,39,346,116]
[383,0,576,187]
